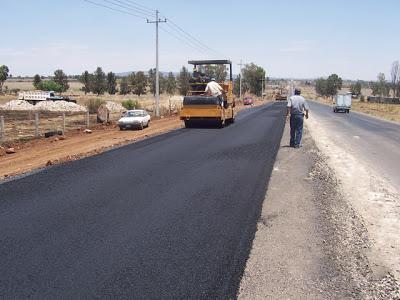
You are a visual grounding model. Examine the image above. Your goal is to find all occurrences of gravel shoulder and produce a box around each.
[239,123,400,299]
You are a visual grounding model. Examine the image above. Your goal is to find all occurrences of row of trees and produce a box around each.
[2,62,267,97]
[370,61,400,97]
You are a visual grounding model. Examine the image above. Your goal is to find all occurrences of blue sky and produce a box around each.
[2,0,400,80]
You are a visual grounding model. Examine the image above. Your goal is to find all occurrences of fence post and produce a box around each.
[62,112,66,134]
[0,116,4,141]
[35,112,39,138]
[86,111,90,128]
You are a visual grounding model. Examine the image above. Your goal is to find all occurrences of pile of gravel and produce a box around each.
[34,101,87,112]
[0,100,88,112]
[105,101,125,112]
[0,100,34,110]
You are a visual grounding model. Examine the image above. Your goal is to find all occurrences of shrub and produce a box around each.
[122,100,140,110]
[360,94,365,102]
[86,98,105,114]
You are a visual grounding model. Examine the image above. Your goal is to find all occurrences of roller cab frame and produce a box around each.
[180,60,235,128]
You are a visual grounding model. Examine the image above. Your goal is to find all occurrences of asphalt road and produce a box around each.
[0,102,286,299]
[309,101,400,189]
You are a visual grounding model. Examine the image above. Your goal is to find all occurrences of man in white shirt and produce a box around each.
[205,78,225,107]
[286,88,309,148]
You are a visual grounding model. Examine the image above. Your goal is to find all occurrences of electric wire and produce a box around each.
[159,27,209,56]
[83,0,222,57]
[83,0,147,20]
[103,0,155,18]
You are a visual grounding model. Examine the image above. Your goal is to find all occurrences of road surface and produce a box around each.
[0,102,285,298]
[309,101,400,189]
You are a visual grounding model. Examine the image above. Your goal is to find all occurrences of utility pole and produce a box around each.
[259,77,266,100]
[237,60,244,100]
[147,10,166,117]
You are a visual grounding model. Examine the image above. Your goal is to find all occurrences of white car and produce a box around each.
[118,109,151,130]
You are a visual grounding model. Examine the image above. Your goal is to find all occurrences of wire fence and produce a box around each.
[0,110,124,144]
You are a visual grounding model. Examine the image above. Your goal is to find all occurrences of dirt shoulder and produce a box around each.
[238,124,400,298]
[0,101,266,180]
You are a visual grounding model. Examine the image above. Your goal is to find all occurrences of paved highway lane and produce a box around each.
[309,101,400,189]
[0,102,286,298]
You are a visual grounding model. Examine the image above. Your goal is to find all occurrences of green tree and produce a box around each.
[106,72,117,94]
[0,65,10,93]
[79,70,91,94]
[326,74,342,96]
[119,77,130,95]
[33,74,42,89]
[165,72,177,95]
[133,71,147,96]
[53,69,69,92]
[38,80,63,92]
[242,63,265,96]
[200,65,227,82]
[233,75,240,96]
[372,73,390,97]
[350,81,362,96]
[148,68,156,96]
[91,67,106,96]
[177,66,190,95]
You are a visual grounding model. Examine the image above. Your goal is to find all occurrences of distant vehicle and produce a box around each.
[118,109,150,130]
[274,87,287,101]
[18,91,76,104]
[333,93,352,113]
[243,97,254,106]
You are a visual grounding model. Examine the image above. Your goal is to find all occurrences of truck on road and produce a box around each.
[333,92,352,113]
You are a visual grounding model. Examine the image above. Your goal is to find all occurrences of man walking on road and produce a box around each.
[286,88,309,148]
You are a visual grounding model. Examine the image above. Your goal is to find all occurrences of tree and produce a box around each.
[53,69,69,92]
[200,65,227,82]
[133,71,147,96]
[79,70,91,94]
[350,81,362,96]
[0,65,10,93]
[390,61,399,97]
[91,67,106,96]
[119,77,130,95]
[315,74,342,97]
[38,80,63,92]
[177,66,191,95]
[33,74,42,89]
[165,72,177,95]
[371,73,390,97]
[148,68,156,96]
[233,75,241,96]
[326,74,342,96]
[106,72,117,94]
[315,78,328,96]
[242,63,265,96]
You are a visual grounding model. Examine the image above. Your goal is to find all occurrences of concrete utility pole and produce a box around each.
[237,60,244,100]
[147,11,167,117]
[259,77,266,100]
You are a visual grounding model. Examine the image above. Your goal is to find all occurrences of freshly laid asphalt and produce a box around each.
[309,101,400,188]
[0,102,286,299]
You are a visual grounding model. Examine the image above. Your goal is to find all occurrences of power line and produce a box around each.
[165,18,223,57]
[118,0,156,13]
[159,27,209,55]
[104,0,154,18]
[83,0,147,19]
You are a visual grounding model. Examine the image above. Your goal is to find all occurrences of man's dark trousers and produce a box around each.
[290,114,304,147]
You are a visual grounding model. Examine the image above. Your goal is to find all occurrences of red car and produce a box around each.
[243,97,254,106]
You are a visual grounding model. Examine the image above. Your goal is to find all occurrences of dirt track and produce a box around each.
[0,116,182,179]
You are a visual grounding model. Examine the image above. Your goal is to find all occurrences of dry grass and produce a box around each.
[351,102,400,122]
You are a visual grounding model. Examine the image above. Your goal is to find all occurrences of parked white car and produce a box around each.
[118,110,151,130]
